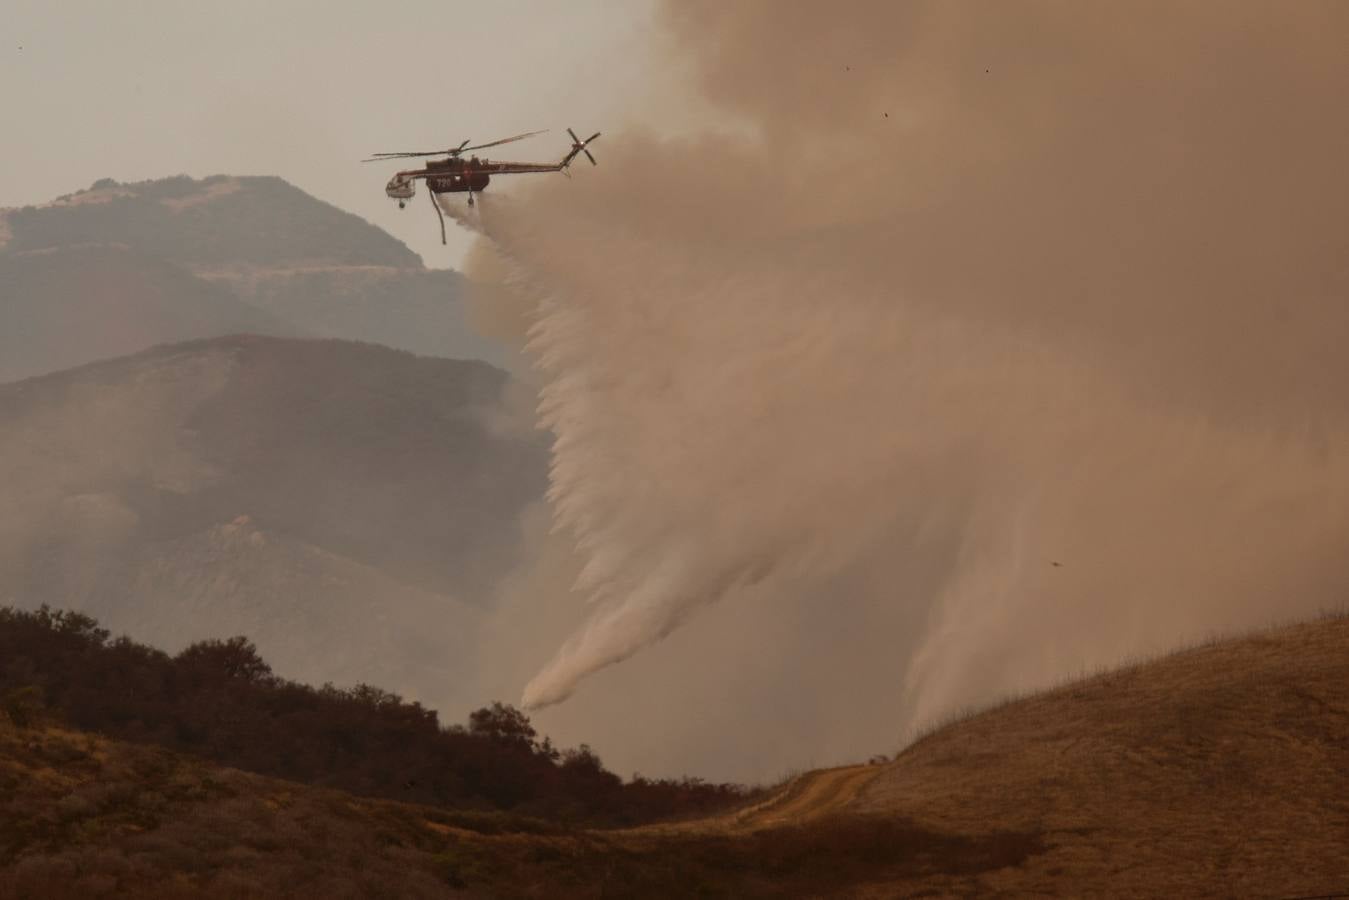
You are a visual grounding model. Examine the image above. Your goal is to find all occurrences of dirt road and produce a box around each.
[630,763,884,837]
[731,764,881,829]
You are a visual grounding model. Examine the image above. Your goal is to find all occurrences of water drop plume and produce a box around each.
[459,1,1349,730]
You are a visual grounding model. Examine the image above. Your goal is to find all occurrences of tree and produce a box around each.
[175,637,273,683]
[560,744,606,776]
[34,606,109,645]
[467,703,537,750]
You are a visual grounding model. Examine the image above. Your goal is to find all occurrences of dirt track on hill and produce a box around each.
[731,764,880,829]
[628,763,883,837]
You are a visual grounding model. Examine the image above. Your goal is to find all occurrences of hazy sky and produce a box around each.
[10,0,1348,785]
[1,0,656,267]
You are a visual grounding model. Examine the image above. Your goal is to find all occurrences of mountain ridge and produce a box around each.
[1,175,418,268]
[0,334,547,698]
[0,175,504,381]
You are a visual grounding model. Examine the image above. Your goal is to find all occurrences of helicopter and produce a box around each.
[364,128,601,244]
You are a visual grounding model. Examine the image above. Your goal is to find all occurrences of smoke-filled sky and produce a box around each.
[453,1,1349,781]
[8,1,1349,784]
[0,0,657,268]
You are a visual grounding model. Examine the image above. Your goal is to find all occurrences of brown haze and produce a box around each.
[451,2,1349,781]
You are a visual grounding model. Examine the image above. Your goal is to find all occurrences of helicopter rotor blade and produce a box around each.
[363,130,545,163]
[362,138,472,162]
[362,153,445,162]
[459,129,548,154]
[363,149,461,160]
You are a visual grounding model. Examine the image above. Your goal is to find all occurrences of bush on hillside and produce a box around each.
[0,605,751,826]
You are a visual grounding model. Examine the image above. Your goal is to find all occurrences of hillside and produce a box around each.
[0,719,512,899]
[2,176,415,268]
[0,176,502,380]
[0,335,547,695]
[0,716,773,900]
[5,614,1346,897]
[0,715,1025,900]
[224,265,488,363]
[846,612,1349,896]
[0,245,295,384]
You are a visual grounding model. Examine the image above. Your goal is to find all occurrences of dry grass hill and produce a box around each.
[846,611,1349,897]
[4,613,1346,897]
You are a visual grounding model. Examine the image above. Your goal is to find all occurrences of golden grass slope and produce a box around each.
[3,613,1347,897]
[855,613,1349,897]
[0,721,494,898]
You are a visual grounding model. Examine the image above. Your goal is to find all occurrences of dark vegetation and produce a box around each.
[0,606,750,829]
[527,816,1042,899]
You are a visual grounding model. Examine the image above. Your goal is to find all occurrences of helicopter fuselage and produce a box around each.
[423,157,491,194]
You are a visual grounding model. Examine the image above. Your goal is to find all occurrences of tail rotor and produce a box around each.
[562,128,601,169]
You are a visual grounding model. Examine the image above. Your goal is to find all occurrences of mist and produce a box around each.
[451,2,1349,780]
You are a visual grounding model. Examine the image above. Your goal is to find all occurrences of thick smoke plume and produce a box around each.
[461,2,1349,742]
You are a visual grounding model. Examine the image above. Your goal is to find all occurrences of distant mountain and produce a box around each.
[2,175,416,267]
[217,263,491,364]
[0,175,504,381]
[0,335,547,694]
[0,245,295,384]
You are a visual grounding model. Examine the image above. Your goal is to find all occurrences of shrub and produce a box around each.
[0,605,752,827]
[2,686,46,729]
